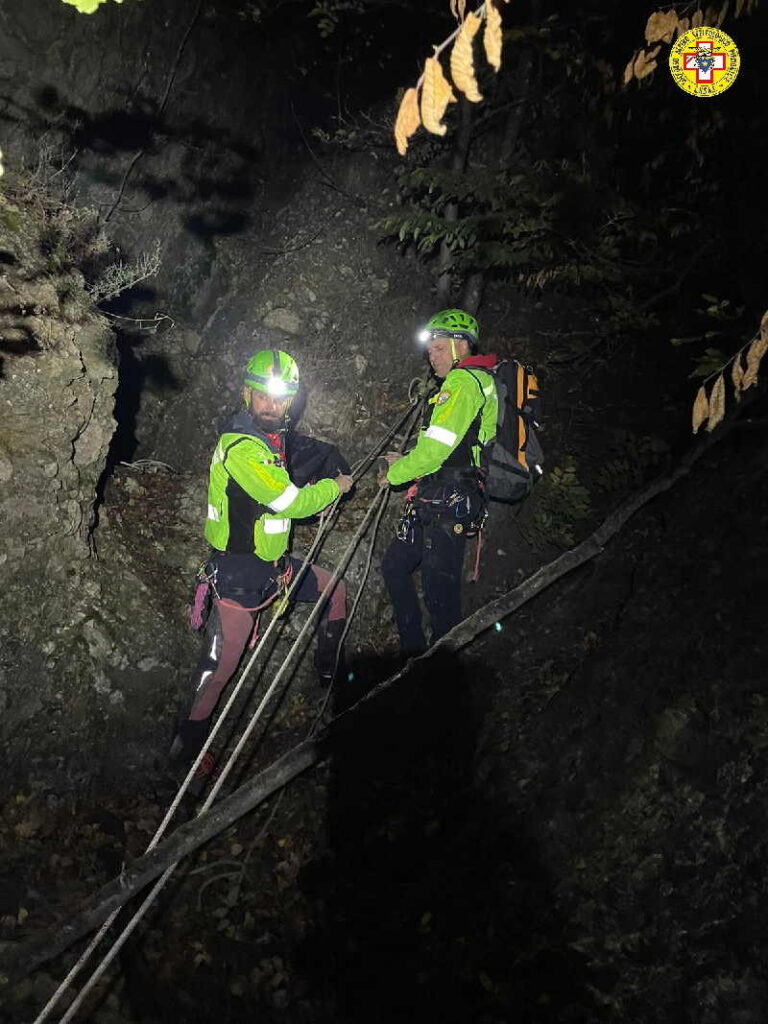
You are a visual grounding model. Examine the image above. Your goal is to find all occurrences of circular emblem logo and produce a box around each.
[453,523,464,534]
[669,27,740,97]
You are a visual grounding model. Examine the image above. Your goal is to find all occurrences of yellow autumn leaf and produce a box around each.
[741,334,768,390]
[421,56,456,135]
[692,384,709,434]
[731,351,745,399]
[675,16,690,36]
[394,87,421,156]
[691,10,704,26]
[706,373,726,432]
[451,11,483,102]
[635,58,657,80]
[736,0,746,14]
[645,10,679,44]
[634,46,661,80]
[484,0,503,72]
[644,11,664,42]
[623,51,638,85]
[450,0,467,20]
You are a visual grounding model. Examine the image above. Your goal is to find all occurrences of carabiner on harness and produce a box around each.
[396,500,419,544]
[270,559,294,619]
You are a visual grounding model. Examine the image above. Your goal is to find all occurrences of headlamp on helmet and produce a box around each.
[419,308,480,347]
[266,376,289,397]
[243,349,300,399]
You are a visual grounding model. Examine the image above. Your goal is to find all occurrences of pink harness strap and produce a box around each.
[190,581,210,630]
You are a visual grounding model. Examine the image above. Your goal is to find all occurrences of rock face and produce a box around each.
[0,0,440,784]
[0,188,189,785]
[0,196,112,520]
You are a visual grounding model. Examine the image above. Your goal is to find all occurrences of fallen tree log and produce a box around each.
[1,393,762,985]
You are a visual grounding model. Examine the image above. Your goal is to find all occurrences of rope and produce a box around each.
[349,377,426,482]
[34,501,340,1024]
[54,481,393,1023]
[310,484,390,732]
[35,385,425,1024]
[32,543,327,1024]
[310,394,425,731]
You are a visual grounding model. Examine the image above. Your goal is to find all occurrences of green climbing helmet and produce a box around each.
[419,308,479,345]
[243,349,300,399]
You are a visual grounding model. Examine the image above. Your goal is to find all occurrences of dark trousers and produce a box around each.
[381,516,467,656]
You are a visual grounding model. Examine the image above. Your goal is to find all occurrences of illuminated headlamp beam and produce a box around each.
[417,329,432,343]
[266,376,289,397]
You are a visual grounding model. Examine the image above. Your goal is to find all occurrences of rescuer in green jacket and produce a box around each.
[381,309,498,656]
[171,349,353,772]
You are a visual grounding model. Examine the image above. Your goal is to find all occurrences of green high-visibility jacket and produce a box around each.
[387,365,497,487]
[204,412,340,561]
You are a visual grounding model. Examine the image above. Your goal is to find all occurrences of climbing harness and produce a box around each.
[34,381,427,1024]
[246,561,294,649]
[396,479,488,546]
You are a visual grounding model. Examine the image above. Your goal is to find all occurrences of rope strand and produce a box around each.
[35,385,424,1024]
[54,481,393,1022]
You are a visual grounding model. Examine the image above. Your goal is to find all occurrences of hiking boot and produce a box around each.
[195,751,218,783]
[184,751,219,798]
[168,719,209,764]
[167,749,219,800]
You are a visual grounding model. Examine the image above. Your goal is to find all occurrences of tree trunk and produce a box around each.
[461,271,485,315]
[436,97,475,304]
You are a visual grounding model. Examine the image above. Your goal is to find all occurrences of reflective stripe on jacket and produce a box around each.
[204,412,340,561]
[387,366,497,487]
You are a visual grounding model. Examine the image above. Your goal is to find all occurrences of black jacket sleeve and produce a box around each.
[285,432,351,488]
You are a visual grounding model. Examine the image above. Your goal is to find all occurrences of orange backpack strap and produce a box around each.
[515,362,528,470]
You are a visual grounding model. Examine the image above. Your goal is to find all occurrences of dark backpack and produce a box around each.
[469,360,544,504]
